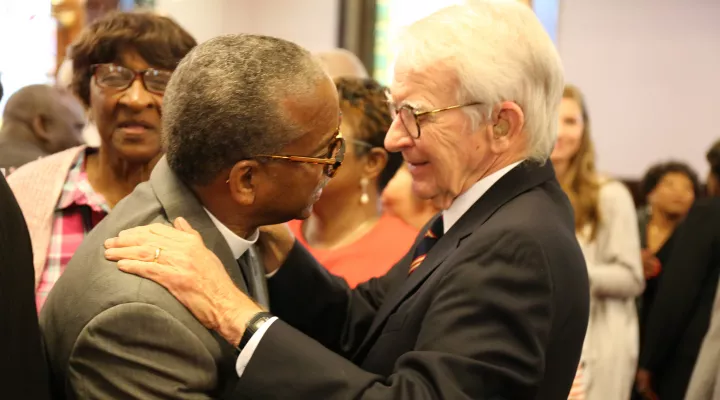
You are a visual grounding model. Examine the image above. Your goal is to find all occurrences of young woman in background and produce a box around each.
[552,84,644,400]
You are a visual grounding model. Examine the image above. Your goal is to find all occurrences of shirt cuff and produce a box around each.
[235,316,278,377]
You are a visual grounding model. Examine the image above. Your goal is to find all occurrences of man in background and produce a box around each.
[0,84,85,172]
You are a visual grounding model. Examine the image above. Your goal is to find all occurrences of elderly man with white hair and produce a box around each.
[103,1,590,398]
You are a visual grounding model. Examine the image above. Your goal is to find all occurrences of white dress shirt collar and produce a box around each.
[442,160,523,233]
[203,208,259,259]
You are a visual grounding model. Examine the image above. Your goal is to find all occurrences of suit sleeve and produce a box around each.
[68,303,217,399]
[0,175,50,399]
[639,201,720,371]
[237,230,555,399]
[268,241,406,356]
[587,181,645,298]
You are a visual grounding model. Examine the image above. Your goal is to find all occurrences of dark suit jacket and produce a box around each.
[236,161,590,399]
[40,157,262,399]
[639,197,720,400]
[0,174,50,400]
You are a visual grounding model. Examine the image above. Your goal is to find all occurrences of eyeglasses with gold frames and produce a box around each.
[257,132,346,178]
[225,117,346,184]
[387,90,483,139]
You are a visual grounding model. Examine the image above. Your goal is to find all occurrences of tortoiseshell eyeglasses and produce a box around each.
[257,131,346,178]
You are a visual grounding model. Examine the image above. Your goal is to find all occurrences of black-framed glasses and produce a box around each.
[91,63,173,95]
[389,100,484,139]
[258,131,346,178]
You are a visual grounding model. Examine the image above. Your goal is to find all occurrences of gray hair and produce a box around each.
[399,0,564,162]
[163,34,329,185]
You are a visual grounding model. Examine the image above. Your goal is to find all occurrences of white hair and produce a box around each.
[398,0,564,162]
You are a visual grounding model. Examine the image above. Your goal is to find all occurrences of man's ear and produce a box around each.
[489,102,524,154]
[32,115,51,142]
[227,160,260,206]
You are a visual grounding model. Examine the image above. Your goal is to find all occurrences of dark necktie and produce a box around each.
[238,247,270,308]
[409,216,444,274]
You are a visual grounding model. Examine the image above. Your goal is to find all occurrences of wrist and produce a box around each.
[238,311,274,349]
[214,293,259,347]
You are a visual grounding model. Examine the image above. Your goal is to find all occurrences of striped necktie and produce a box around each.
[409,216,444,274]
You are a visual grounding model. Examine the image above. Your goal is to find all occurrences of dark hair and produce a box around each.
[708,139,720,179]
[334,77,400,190]
[70,11,196,107]
[164,34,328,186]
[640,161,701,199]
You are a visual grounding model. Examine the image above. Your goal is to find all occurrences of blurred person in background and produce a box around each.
[316,48,369,78]
[0,84,85,172]
[7,11,196,311]
[551,84,644,400]
[381,162,440,229]
[636,162,699,337]
[288,77,414,288]
[637,139,720,400]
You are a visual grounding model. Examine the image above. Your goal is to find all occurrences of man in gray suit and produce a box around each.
[40,34,343,399]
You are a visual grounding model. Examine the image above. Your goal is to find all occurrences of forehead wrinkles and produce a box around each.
[391,62,457,106]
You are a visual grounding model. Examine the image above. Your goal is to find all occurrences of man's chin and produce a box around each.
[296,204,314,220]
[411,180,436,200]
[412,183,455,210]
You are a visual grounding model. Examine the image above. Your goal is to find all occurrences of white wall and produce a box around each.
[558,0,720,178]
[155,0,339,51]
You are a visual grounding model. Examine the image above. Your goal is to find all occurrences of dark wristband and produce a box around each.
[238,311,274,350]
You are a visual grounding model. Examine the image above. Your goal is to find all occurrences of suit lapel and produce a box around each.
[356,161,556,356]
[149,157,249,294]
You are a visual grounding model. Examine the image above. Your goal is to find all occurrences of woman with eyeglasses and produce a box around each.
[287,77,417,288]
[7,11,196,311]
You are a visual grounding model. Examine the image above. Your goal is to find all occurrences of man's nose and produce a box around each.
[384,118,413,153]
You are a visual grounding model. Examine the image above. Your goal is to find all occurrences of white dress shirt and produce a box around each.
[204,208,259,259]
[234,160,524,377]
[204,209,277,376]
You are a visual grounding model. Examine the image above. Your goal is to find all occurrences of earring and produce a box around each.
[360,177,369,205]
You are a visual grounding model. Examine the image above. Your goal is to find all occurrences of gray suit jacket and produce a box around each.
[40,157,263,399]
[685,278,720,399]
